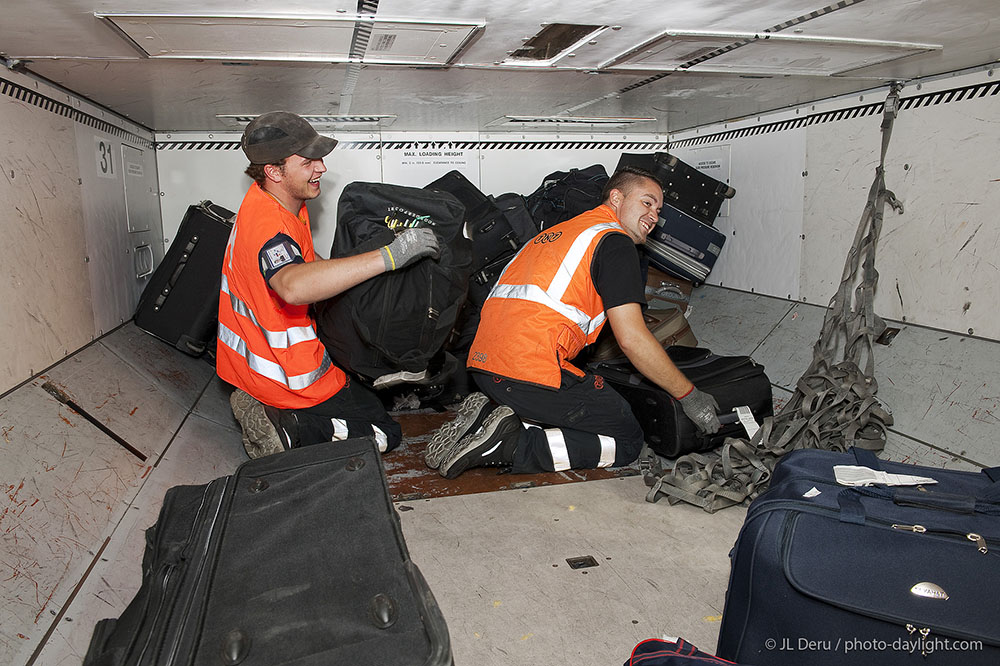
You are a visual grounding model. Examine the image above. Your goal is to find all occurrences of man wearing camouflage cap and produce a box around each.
[217,111,439,458]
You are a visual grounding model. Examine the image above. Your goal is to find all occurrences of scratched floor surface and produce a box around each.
[4,281,997,665]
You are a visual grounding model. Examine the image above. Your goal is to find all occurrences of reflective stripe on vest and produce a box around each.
[488,221,619,337]
[219,273,331,391]
[218,321,333,391]
[221,274,320,349]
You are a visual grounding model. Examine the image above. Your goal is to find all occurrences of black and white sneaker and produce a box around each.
[424,392,491,469]
[439,405,521,479]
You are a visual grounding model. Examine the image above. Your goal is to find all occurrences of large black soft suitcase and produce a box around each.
[83,437,452,666]
[315,182,472,387]
[591,347,772,458]
[134,201,234,356]
[716,447,1000,665]
[616,152,736,226]
[644,204,727,286]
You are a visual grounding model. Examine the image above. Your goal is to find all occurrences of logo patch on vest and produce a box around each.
[533,231,563,245]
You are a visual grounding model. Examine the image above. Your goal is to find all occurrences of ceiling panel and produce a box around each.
[96,13,483,65]
[604,31,939,77]
[0,0,998,133]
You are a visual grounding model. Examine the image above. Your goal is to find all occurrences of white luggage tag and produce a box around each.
[733,405,760,439]
[833,465,938,487]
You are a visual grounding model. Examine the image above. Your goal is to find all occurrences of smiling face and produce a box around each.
[264,154,327,212]
[606,175,663,244]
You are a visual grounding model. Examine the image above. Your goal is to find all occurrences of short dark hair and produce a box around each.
[244,158,286,187]
[602,165,662,202]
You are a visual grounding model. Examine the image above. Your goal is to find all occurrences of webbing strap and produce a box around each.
[645,85,902,512]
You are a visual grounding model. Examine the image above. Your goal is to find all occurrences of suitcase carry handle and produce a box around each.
[837,485,1000,525]
[848,447,1000,504]
[152,236,198,312]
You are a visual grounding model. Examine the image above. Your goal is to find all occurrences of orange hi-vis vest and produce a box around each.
[216,183,346,409]
[468,205,627,389]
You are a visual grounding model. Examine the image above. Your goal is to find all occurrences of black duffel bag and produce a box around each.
[315,182,473,387]
[525,164,609,230]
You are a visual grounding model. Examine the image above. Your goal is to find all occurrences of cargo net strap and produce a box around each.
[645,85,903,513]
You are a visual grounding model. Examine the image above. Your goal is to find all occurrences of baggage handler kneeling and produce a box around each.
[217,111,439,458]
[426,166,722,478]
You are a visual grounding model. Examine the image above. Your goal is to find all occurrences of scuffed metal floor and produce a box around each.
[4,280,996,664]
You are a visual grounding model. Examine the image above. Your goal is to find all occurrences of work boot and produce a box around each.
[230,389,284,459]
[424,392,491,469]
[438,405,521,479]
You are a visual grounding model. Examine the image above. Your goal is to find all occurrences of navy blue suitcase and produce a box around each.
[716,448,1000,665]
[644,204,726,286]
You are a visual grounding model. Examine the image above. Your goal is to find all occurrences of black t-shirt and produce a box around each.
[591,232,645,310]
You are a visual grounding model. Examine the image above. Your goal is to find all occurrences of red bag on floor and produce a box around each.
[626,638,751,665]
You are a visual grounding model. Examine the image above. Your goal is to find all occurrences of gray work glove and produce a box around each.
[380,228,440,271]
[678,387,722,434]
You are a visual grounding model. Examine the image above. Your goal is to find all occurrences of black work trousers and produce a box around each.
[473,369,644,474]
[265,376,402,453]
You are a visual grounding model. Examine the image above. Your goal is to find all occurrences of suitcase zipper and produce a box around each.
[768,505,1000,647]
[891,523,989,554]
[760,496,999,555]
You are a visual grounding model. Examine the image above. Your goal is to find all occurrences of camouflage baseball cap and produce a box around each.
[241,111,337,164]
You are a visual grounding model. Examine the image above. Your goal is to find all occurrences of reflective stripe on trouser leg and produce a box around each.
[330,418,349,441]
[536,428,618,471]
[372,425,388,452]
[544,428,571,472]
[597,434,616,468]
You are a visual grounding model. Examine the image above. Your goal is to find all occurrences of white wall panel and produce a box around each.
[156,134,385,258]
[0,71,162,396]
[75,129,162,336]
[869,92,1000,338]
[671,68,1000,341]
[0,84,93,391]
[674,134,806,298]
[479,135,666,197]
[155,133,669,257]
[803,74,1000,339]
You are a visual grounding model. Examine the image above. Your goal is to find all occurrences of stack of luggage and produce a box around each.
[617,152,736,286]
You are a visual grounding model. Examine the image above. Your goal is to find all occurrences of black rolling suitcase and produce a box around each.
[616,152,736,226]
[134,201,234,356]
[424,173,536,298]
[464,193,537,306]
[591,347,772,458]
[83,437,452,666]
[716,447,1000,666]
[644,205,727,286]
